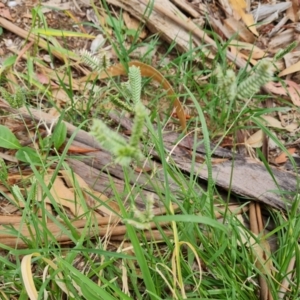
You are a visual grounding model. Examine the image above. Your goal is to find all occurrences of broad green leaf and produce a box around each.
[154,215,227,232]
[126,29,137,37]
[0,125,21,149]
[15,147,42,165]
[0,55,17,75]
[31,28,94,39]
[53,122,67,149]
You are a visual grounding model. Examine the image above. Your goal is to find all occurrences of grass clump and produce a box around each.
[0,2,299,300]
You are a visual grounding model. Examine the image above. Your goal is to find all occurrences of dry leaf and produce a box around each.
[229,0,258,36]
[229,0,245,19]
[134,166,152,173]
[0,201,19,214]
[0,5,12,21]
[220,136,234,147]
[37,174,87,217]
[36,73,50,84]
[241,13,258,36]
[90,34,105,53]
[65,144,100,154]
[265,81,300,106]
[82,189,120,216]
[284,80,300,106]
[123,11,147,39]
[274,148,296,164]
[21,254,38,300]
[245,130,263,148]
[60,170,89,189]
[22,253,77,299]
[0,151,18,163]
[229,45,258,65]
[48,106,61,117]
[283,51,300,69]
[279,59,300,77]
[51,88,71,103]
[286,0,299,22]
[60,170,119,216]
[262,115,298,132]
[229,40,266,59]
[268,29,294,50]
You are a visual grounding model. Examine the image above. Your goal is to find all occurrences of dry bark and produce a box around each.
[1,98,298,212]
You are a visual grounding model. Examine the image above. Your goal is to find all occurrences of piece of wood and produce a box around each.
[162,133,298,211]
[66,156,166,210]
[171,0,201,18]
[1,98,298,211]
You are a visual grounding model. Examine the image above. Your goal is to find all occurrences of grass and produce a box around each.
[0,1,299,299]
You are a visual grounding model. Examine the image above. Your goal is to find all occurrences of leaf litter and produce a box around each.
[0,0,300,298]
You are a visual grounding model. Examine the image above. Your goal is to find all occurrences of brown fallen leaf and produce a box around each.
[262,115,298,133]
[284,80,300,106]
[60,170,120,217]
[171,112,191,120]
[229,40,266,59]
[134,166,153,173]
[245,130,263,148]
[265,81,300,106]
[229,45,258,65]
[274,148,296,164]
[38,175,87,217]
[65,144,100,154]
[279,60,300,77]
[36,72,51,85]
[123,11,147,39]
[52,88,72,104]
[0,3,12,21]
[229,0,258,36]
[286,0,299,22]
